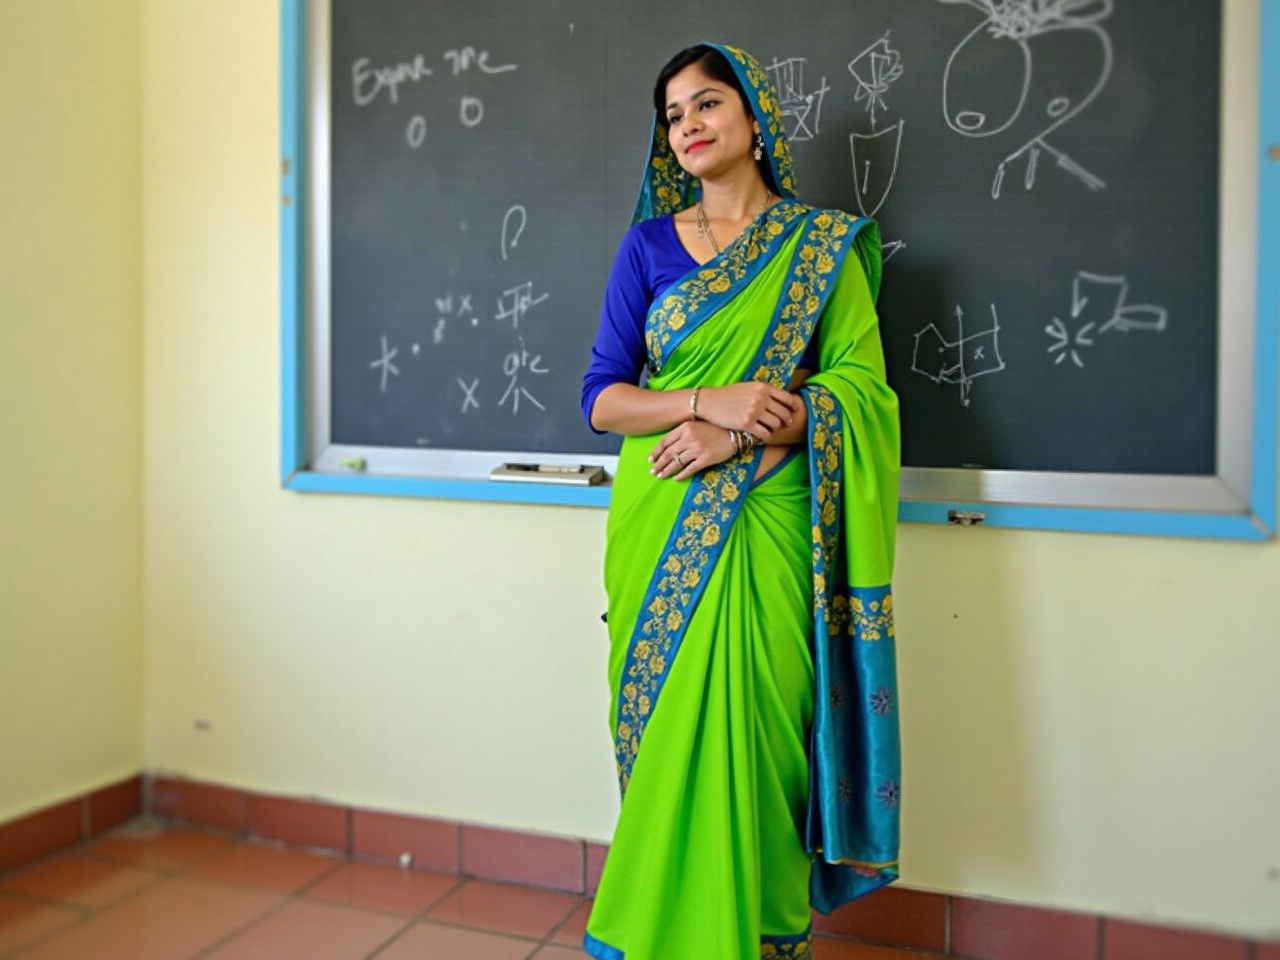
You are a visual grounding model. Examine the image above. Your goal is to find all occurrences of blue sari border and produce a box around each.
[804,383,901,914]
[584,931,625,960]
[645,201,806,376]
[745,212,869,389]
[613,447,763,794]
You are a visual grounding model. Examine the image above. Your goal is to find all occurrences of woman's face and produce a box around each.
[663,62,758,182]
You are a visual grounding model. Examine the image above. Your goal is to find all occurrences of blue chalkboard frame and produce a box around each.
[280,0,1279,538]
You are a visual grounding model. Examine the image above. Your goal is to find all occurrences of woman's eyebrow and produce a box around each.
[666,88,719,112]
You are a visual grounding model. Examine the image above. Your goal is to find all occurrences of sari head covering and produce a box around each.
[632,43,799,224]
[585,41,901,960]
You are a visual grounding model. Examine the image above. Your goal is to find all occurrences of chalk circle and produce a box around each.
[460,97,484,127]
[955,110,987,132]
[406,115,427,148]
[1047,97,1071,118]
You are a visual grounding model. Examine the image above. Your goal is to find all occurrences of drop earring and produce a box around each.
[753,132,764,162]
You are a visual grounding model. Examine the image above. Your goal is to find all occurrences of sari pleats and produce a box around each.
[588,456,814,960]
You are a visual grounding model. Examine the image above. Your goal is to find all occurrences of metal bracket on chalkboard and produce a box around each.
[490,463,607,486]
[948,510,987,527]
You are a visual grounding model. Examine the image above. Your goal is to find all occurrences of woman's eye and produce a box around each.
[699,100,718,110]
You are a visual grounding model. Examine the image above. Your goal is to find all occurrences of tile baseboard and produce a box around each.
[0,776,142,873]
[1,773,1275,960]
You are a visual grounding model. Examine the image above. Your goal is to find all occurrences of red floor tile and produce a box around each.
[0,855,159,909]
[83,824,234,871]
[6,877,282,960]
[374,920,537,959]
[186,841,343,892]
[0,895,81,956]
[201,899,407,959]
[428,879,579,940]
[534,946,589,959]
[304,861,459,916]
[552,899,592,946]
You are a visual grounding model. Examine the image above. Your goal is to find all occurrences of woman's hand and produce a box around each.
[695,382,801,440]
[650,422,736,481]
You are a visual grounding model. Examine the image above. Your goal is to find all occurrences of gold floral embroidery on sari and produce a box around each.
[615,455,756,792]
[760,933,813,959]
[646,202,801,375]
[806,381,897,643]
[851,594,895,641]
[753,211,852,388]
[806,384,843,620]
[721,45,797,197]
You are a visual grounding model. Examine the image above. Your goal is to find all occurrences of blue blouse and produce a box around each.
[581,216,819,433]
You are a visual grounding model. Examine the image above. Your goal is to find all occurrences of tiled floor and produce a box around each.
[0,822,928,959]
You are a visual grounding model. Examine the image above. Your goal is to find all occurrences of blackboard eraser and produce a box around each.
[490,463,607,486]
[947,509,987,527]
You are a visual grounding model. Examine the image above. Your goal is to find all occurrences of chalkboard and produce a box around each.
[322,0,1220,472]
[283,0,1279,536]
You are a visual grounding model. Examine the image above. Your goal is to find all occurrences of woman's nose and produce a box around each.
[676,111,702,138]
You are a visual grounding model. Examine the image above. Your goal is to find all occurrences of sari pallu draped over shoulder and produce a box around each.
[585,43,901,960]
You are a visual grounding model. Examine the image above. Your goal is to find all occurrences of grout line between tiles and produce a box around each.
[187,893,297,960]
[358,915,424,960]
[540,894,590,947]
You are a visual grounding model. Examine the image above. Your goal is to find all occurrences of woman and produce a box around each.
[580,42,902,960]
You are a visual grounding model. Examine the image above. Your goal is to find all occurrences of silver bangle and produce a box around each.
[690,386,702,421]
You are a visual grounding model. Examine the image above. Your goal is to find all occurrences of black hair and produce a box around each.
[652,45,747,129]
[651,44,779,194]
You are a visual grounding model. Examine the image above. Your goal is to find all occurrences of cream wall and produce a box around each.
[0,1,144,822]
[134,0,1280,942]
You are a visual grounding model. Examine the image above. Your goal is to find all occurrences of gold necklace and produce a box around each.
[696,189,773,255]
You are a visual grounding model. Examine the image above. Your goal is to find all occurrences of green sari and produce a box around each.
[586,45,901,960]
